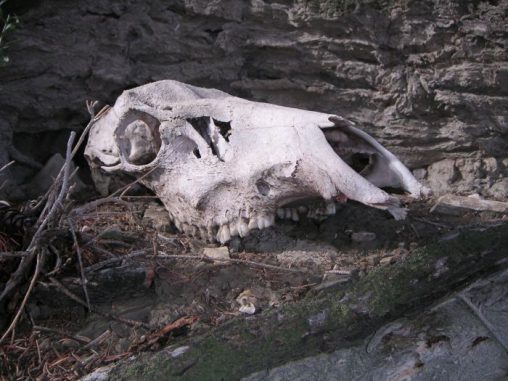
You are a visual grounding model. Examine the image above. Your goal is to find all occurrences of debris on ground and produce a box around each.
[1,182,506,380]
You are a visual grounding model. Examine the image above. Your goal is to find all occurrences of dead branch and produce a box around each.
[0,251,29,259]
[0,160,15,173]
[82,329,111,350]
[84,249,148,273]
[68,218,91,311]
[0,131,76,340]
[69,197,130,217]
[155,251,312,274]
[0,250,43,343]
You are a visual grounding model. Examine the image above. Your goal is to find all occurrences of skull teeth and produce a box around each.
[229,222,238,237]
[216,225,231,244]
[247,218,258,230]
[275,202,337,221]
[237,219,249,237]
[257,215,274,230]
[167,201,337,244]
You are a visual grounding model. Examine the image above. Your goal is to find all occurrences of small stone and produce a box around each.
[142,203,172,231]
[26,153,84,198]
[236,289,257,314]
[380,256,395,265]
[166,345,190,358]
[81,225,91,233]
[413,168,427,180]
[351,231,377,242]
[203,246,230,261]
[239,304,256,315]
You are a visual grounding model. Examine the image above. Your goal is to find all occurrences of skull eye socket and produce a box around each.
[118,116,161,165]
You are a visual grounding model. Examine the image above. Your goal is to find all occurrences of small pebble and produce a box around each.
[203,247,230,261]
[380,256,395,265]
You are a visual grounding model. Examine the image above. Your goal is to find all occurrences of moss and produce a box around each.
[0,0,19,66]
[351,224,508,318]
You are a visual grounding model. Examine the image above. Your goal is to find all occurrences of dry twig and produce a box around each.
[156,251,312,274]
[0,250,43,343]
[68,218,91,312]
[84,249,148,273]
[0,160,15,173]
[0,251,29,259]
[0,101,105,345]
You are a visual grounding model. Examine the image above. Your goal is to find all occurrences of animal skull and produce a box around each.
[85,80,430,243]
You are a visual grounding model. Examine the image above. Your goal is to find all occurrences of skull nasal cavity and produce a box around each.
[256,179,270,196]
[122,120,161,165]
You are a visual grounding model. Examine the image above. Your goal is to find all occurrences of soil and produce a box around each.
[0,195,505,380]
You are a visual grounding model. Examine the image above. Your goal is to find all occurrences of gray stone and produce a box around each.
[202,246,230,261]
[23,153,84,199]
[142,202,172,232]
[243,269,508,381]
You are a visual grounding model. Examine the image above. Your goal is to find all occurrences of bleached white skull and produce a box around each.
[85,80,430,243]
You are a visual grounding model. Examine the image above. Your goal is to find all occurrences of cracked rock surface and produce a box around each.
[243,269,508,381]
[0,0,506,200]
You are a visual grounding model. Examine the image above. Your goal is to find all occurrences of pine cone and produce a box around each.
[0,201,35,235]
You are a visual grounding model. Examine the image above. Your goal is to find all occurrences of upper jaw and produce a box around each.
[85,81,430,244]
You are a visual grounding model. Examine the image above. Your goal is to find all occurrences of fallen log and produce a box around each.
[103,222,508,381]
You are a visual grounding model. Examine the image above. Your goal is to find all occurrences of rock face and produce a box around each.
[0,0,506,200]
[243,270,508,381]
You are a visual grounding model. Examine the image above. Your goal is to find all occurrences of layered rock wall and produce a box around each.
[0,0,506,199]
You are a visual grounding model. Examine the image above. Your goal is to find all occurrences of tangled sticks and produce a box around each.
[0,102,108,342]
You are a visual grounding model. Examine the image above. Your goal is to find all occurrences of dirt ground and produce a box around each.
[0,195,505,380]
